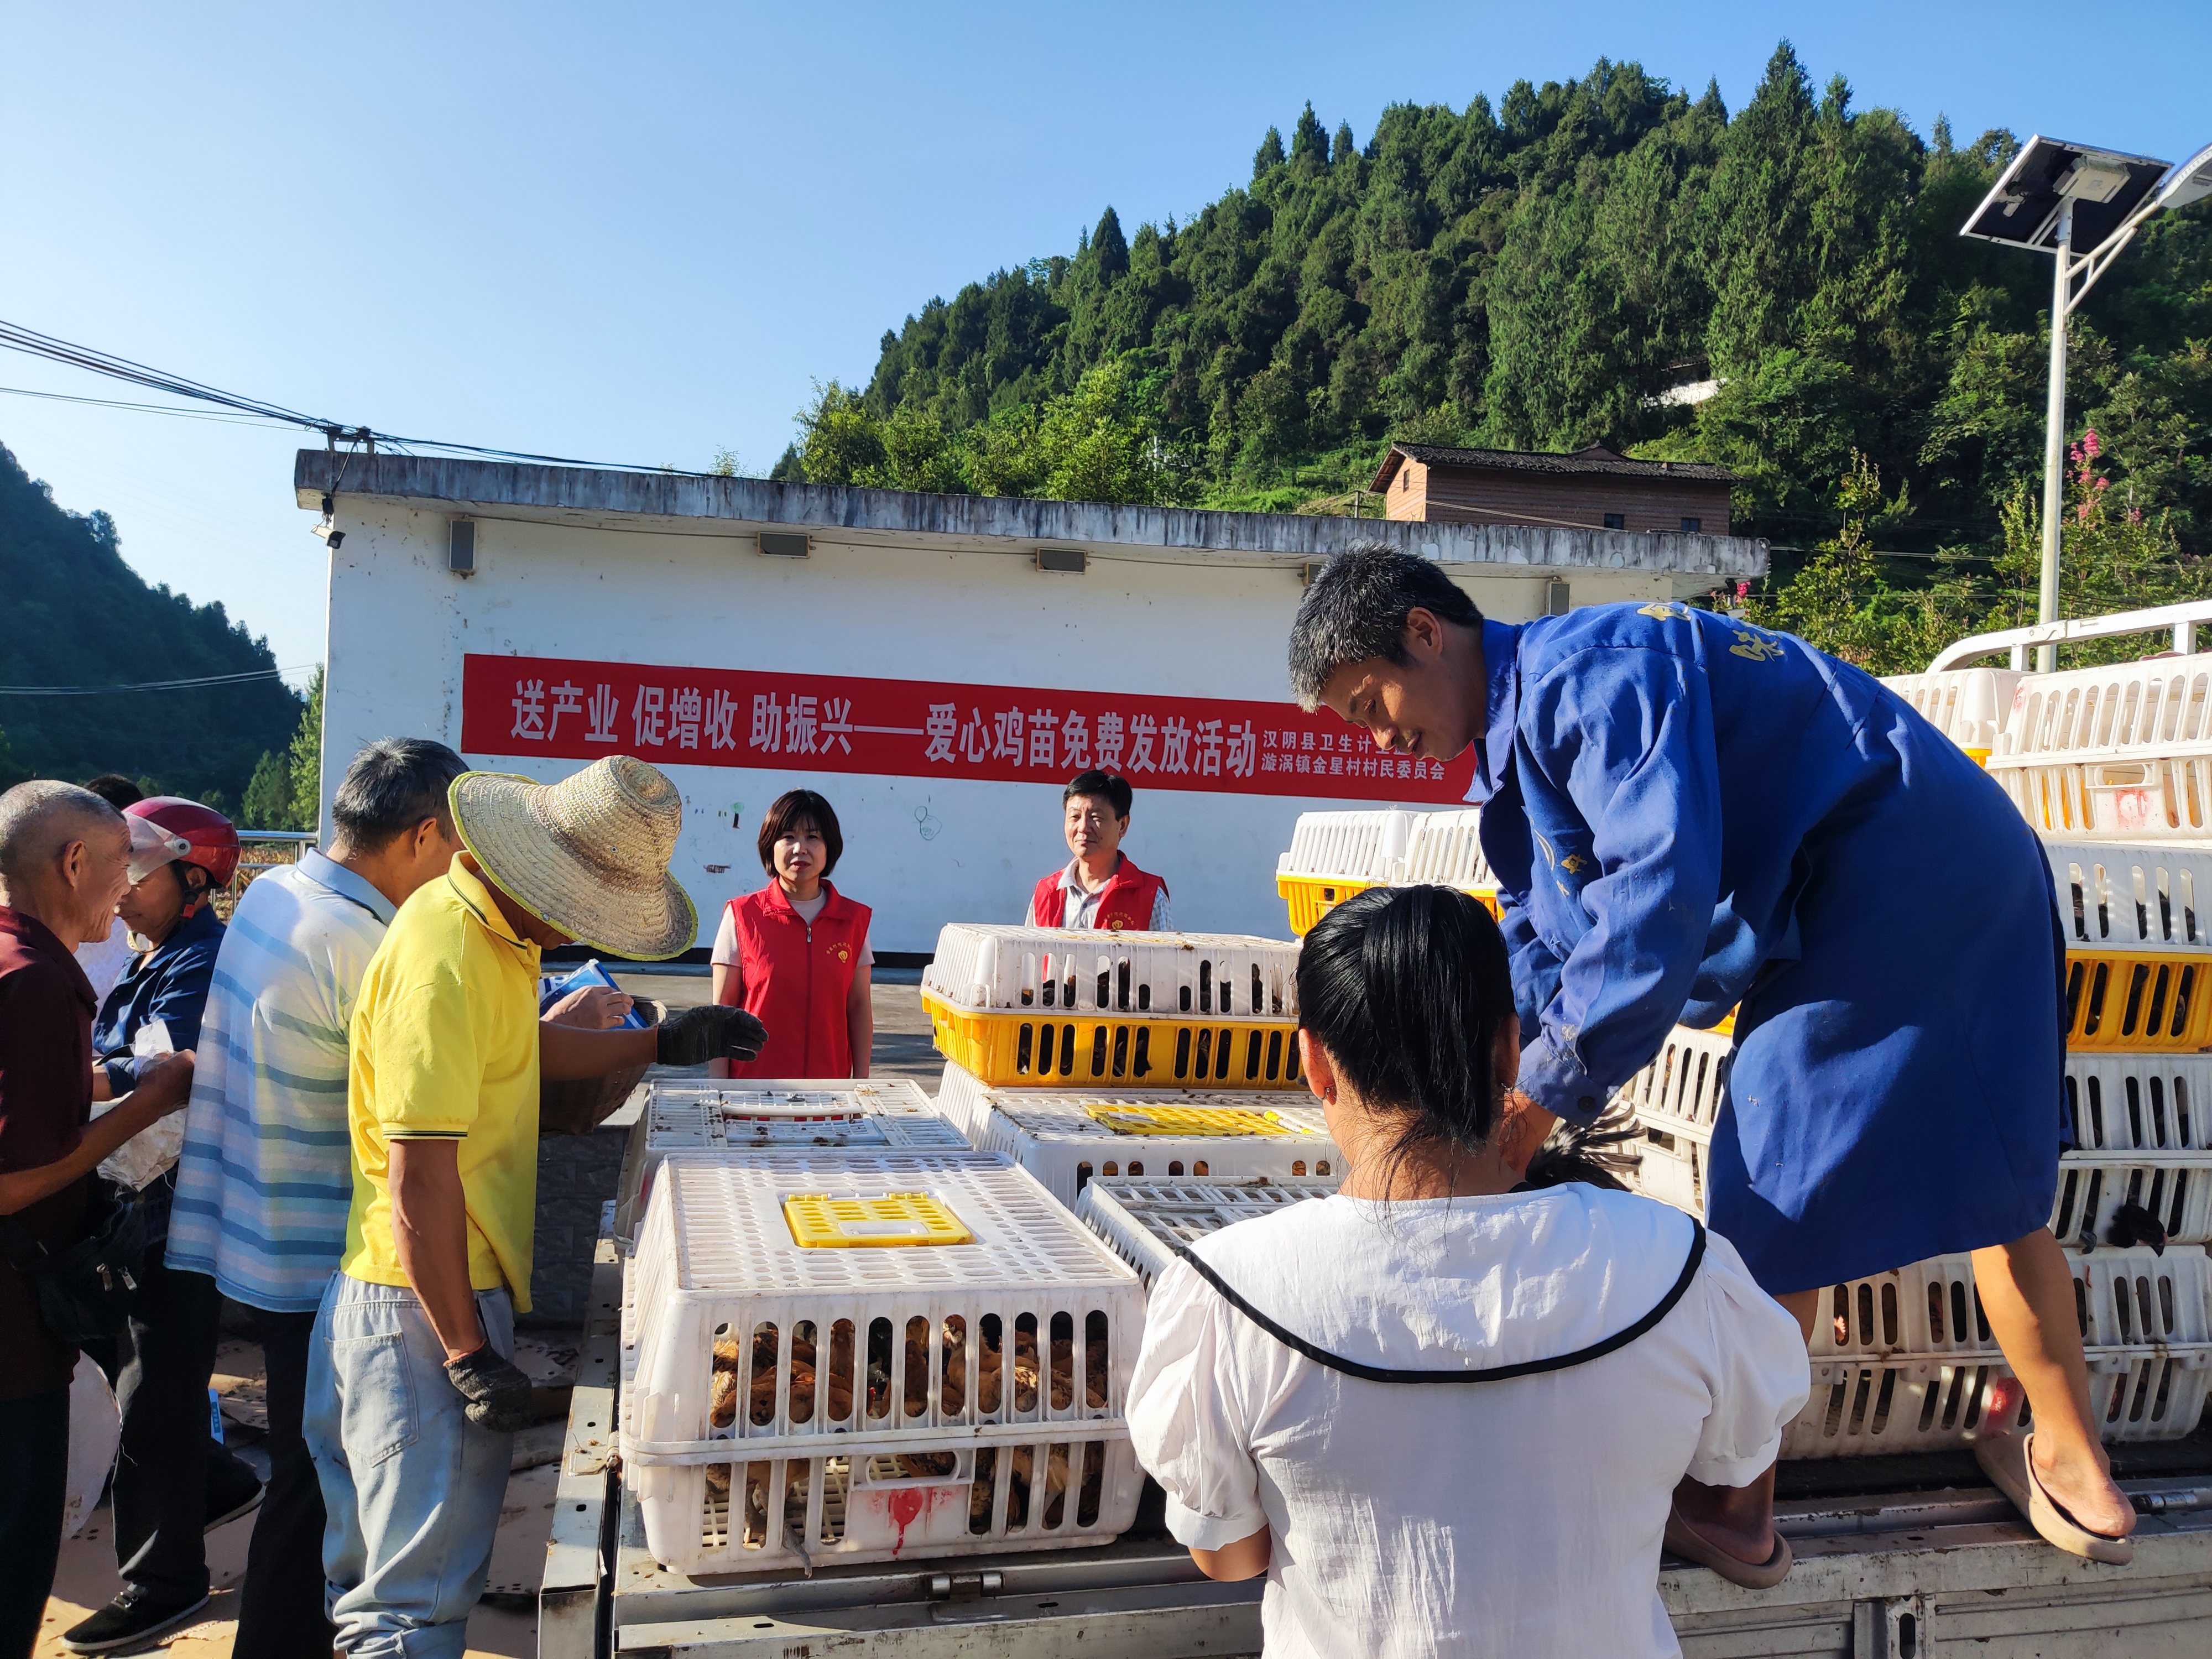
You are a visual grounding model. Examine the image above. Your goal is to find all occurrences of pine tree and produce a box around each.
[241,749,291,829]
[285,667,323,833]
[1332,122,1356,165]
[1252,126,1285,179]
[1092,207,1129,282]
[1291,103,1328,170]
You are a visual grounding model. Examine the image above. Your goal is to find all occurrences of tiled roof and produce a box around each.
[1370,442,1735,493]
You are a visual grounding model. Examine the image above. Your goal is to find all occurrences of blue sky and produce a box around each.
[4,1,2207,675]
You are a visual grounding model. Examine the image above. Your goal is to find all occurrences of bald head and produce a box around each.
[0,780,132,947]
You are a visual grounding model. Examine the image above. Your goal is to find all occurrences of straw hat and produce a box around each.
[448,755,697,960]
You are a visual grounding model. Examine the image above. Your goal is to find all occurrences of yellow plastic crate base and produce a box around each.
[964,1087,1337,1207]
[622,1152,1144,1574]
[1075,1176,1337,1286]
[924,988,1303,1091]
[1275,872,1373,937]
[2065,949,2212,1051]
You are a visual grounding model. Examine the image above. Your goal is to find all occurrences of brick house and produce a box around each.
[1370,442,1735,536]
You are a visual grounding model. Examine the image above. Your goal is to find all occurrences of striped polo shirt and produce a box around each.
[166,849,395,1312]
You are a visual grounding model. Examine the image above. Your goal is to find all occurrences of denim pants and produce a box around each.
[304,1274,517,1659]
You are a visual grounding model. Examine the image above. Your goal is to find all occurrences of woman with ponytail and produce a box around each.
[1125,885,1810,1658]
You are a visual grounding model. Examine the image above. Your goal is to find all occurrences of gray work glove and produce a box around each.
[656,1004,769,1067]
[445,1343,536,1433]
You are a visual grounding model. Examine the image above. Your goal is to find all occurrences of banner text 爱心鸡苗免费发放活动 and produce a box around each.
[463,654,1476,804]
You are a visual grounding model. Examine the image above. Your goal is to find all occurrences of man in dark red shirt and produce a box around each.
[0,782,195,1659]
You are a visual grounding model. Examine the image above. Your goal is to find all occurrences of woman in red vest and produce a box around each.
[1024,770,1172,932]
[711,790,873,1077]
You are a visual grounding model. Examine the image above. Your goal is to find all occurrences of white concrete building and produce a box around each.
[296,451,1765,953]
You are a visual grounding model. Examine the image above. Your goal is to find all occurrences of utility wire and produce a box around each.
[0,665,316,697]
[0,384,300,427]
[0,317,724,476]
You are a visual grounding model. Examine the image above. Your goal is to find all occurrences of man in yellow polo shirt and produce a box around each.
[302,756,765,1659]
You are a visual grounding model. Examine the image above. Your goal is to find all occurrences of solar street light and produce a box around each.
[1963,136,2211,670]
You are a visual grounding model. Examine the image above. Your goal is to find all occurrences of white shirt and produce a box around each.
[73,917,135,1005]
[1127,1186,1809,1659]
[1026,858,1173,930]
[711,894,873,967]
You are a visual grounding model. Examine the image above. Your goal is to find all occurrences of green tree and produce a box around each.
[286,667,324,833]
[241,749,293,828]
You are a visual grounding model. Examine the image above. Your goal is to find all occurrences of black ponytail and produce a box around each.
[1295,885,1516,1160]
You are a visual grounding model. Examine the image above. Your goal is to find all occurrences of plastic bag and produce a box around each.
[92,1019,185,1191]
[65,1353,121,1536]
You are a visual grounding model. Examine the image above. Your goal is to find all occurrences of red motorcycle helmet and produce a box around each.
[124,797,241,891]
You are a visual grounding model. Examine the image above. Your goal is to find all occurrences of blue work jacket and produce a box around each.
[1465,604,2064,1291]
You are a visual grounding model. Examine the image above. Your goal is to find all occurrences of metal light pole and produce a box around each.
[2036,206,2072,674]
[1963,137,2212,672]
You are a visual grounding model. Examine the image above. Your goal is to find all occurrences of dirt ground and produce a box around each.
[36,971,943,1657]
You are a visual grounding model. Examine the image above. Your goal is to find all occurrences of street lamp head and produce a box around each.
[1961,134,2171,250]
[2153,142,2212,215]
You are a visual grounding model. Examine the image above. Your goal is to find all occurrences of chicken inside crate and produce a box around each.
[620,1152,1147,1573]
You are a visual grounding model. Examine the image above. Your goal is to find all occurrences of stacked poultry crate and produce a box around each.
[922,922,1344,1280]
[614,1072,1148,1572]
[1621,839,2212,1455]
[1275,807,1501,937]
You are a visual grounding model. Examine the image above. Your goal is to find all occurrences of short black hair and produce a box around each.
[757,789,843,878]
[81,774,144,811]
[1296,885,1514,1160]
[330,738,469,849]
[1062,769,1133,818]
[1287,544,1485,710]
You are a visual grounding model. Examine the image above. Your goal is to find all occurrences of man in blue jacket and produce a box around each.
[1288,547,2131,1579]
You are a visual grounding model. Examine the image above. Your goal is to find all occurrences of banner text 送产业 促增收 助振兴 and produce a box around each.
[462,653,1476,804]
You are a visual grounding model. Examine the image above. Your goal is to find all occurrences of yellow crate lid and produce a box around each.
[782,1192,974,1248]
[1083,1104,1317,1138]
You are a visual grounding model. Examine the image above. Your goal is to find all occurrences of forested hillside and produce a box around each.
[781,44,2211,670]
[0,441,305,806]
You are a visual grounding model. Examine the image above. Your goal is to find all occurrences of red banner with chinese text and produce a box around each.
[459,654,1475,802]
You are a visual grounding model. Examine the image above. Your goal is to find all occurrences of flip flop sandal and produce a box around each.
[1663,1504,1794,1589]
[1973,1429,2133,1566]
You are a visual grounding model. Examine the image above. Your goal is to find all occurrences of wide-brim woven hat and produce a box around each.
[447,755,697,961]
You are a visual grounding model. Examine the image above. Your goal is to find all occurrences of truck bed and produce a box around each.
[544,1239,2212,1659]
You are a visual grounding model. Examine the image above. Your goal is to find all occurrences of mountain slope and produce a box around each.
[0,441,304,806]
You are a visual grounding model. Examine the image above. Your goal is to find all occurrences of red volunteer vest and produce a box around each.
[1029,856,1168,932]
[720,881,871,1078]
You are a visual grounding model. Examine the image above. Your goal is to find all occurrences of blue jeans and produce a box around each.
[304,1274,517,1658]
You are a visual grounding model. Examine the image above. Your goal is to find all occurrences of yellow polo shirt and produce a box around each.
[340,855,542,1310]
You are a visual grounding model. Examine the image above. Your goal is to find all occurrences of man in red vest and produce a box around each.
[1025,770,1172,932]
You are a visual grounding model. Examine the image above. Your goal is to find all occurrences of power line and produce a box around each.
[0,665,317,697]
[0,317,726,477]
[0,384,300,427]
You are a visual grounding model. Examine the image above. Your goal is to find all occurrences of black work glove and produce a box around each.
[445,1343,536,1433]
[656,1004,769,1067]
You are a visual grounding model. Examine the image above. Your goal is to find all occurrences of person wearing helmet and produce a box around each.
[69,797,262,1655]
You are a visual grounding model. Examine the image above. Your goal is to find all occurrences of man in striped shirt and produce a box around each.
[165,739,470,1659]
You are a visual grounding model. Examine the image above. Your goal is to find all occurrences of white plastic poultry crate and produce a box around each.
[1613,1025,1733,1220]
[621,1152,1145,1574]
[1399,808,1500,893]
[2063,1055,2212,1151]
[1783,1343,2211,1457]
[961,1089,1337,1207]
[2052,1154,2212,1249]
[1990,661,2212,839]
[924,924,1301,1017]
[611,1079,973,1247]
[2046,841,2212,952]
[1074,1176,1337,1285]
[1877,667,2021,762]
[1276,808,1414,881]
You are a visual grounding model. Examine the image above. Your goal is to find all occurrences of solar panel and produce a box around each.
[1962,134,2171,252]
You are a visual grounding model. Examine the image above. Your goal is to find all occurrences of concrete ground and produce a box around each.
[36,971,943,1657]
